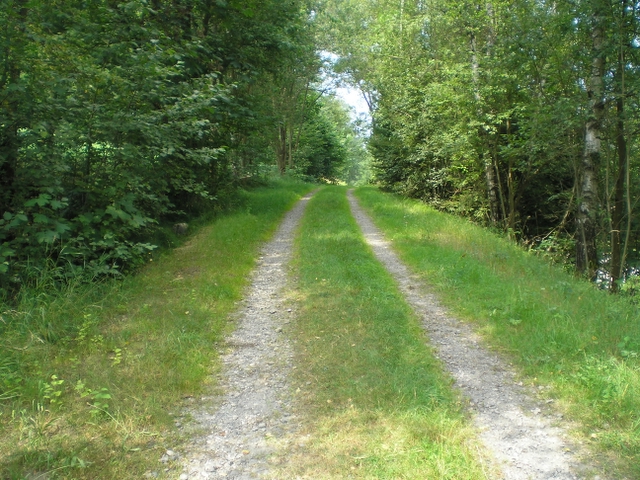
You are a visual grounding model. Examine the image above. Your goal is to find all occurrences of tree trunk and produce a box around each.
[610,94,626,291]
[507,168,517,236]
[610,4,629,292]
[287,126,294,169]
[276,125,287,175]
[470,31,501,225]
[576,9,605,279]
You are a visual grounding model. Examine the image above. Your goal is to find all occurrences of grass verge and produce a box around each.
[275,187,493,479]
[0,179,313,479]
[354,186,640,477]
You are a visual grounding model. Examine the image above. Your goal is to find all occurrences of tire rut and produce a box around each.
[177,191,315,479]
[346,189,601,480]
[175,188,605,480]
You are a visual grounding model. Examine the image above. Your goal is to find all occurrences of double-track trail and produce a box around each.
[346,190,587,480]
[177,188,600,479]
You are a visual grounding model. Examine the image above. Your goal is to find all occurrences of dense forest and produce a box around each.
[0,0,369,297]
[3,0,640,295]
[319,0,640,290]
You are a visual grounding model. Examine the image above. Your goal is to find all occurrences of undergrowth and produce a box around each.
[354,186,640,478]
[0,179,313,479]
[276,187,493,479]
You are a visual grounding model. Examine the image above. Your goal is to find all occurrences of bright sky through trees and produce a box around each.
[320,50,371,129]
[335,84,371,121]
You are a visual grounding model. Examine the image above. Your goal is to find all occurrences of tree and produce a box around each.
[576,1,606,279]
[292,96,349,182]
[0,0,322,295]
[315,0,640,284]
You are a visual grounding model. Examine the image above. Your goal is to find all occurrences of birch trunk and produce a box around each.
[576,9,605,278]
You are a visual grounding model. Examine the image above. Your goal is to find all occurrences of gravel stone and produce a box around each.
[177,191,315,479]
[174,189,608,480]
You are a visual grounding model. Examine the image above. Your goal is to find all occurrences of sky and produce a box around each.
[335,84,371,123]
[319,51,372,128]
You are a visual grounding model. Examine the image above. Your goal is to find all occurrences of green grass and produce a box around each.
[354,186,640,477]
[274,187,493,479]
[6,181,634,478]
[0,179,313,479]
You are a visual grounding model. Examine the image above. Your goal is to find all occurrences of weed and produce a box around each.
[75,314,98,343]
[40,375,65,407]
[620,275,640,298]
[110,348,123,366]
[74,381,112,418]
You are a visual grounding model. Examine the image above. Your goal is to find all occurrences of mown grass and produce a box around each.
[0,179,313,479]
[275,187,493,479]
[354,186,640,477]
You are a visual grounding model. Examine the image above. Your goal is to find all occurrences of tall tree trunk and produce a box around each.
[470,31,500,225]
[610,93,626,291]
[287,126,294,169]
[276,125,287,175]
[576,8,605,278]
[610,3,629,292]
[507,167,517,236]
[610,0,635,293]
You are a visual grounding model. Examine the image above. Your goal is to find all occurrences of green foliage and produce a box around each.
[0,0,320,297]
[530,233,576,268]
[291,97,348,182]
[0,180,313,479]
[74,381,112,418]
[620,275,640,299]
[40,375,65,407]
[319,0,640,278]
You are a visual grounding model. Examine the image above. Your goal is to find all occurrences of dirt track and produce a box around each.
[174,189,603,479]
[347,190,595,480]
[178,191,315,479]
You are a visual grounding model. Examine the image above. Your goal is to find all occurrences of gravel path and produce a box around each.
[176,191,315,480]
[173,188,605,480]
[346,190,599,480]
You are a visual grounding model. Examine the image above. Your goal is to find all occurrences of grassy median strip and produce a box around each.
[354,186,640,477]
[0,180,313,480]
[277,187,492,479]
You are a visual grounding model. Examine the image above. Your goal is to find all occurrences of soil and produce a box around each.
[170,189,608,480]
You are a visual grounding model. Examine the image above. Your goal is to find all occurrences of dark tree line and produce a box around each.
[318,0,640,287]
[0,0,356,296]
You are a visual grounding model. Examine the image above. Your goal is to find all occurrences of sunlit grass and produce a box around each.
[354,186,640,477]
[275,187,493,479]
[0,179,314,479]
